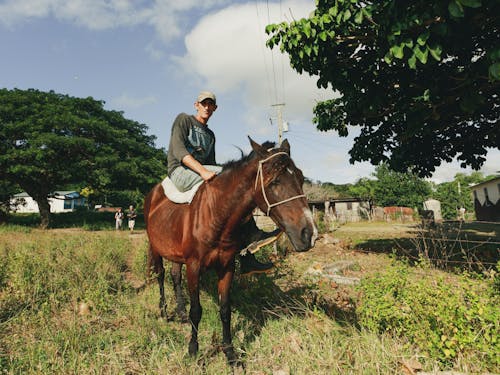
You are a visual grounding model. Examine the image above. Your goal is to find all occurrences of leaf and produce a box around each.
[329,5,338,17]
[408,54,417,69]
[423,89,430,102]
[322,14,332,24]
[384,52,393,64]
[354,10,363,24]
[417,31,429,46]
[319,31,328,42]
[414,45,429,64]
[304,45,312,57]
[428,44,443,61]
[457,0,482,8]
[390,44,405,59]
[343,9,352,22]
[448,1,465,17]
[488,63,500,80]
[303,22,311,38]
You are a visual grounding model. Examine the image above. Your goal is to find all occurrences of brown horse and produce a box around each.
[144,137,317,365]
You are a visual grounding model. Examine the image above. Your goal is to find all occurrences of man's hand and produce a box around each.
[182,154,217,182]
[200,169,217,182]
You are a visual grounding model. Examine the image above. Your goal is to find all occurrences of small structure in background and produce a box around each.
[10,191,86,213]
[380,206,415,222]
[422,199,442,222]
[470,176,500,222]
[308,198,371,227]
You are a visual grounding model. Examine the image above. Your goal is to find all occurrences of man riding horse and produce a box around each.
[166,90,281,275]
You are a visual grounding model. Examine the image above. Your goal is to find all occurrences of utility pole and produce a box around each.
[271,103,285,145]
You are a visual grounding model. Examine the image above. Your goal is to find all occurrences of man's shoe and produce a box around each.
[239,253,274,275]
[241,229,282,255]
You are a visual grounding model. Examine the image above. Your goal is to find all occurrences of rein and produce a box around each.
[254,151,306,216]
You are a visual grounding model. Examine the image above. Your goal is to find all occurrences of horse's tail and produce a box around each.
[144,184,162,283]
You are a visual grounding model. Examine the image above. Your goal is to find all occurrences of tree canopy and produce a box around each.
[433,171,486,219]
[349,163,432,209]
[0,88,166,227]
[266,0,499,177]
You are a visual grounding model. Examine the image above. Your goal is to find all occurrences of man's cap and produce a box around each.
[197,91,216,104]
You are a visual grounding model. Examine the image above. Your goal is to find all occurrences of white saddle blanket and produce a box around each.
[161,177,203,204]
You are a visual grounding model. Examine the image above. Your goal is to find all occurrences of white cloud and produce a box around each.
[0,0,230,42]
[174,1,332,132]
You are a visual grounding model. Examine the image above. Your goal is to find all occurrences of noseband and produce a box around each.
[254,151,306,216]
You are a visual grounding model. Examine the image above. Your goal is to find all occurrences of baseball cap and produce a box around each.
[197,91,216,104]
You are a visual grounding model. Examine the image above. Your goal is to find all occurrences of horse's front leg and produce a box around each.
[170,262,188,322]
[149,249,167,317]
[186,261,202,356]
[217,262,240,366]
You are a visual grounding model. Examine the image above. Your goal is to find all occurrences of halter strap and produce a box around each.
[254,151,306,216]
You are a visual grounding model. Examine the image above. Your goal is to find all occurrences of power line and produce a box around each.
[266,0,279,104]
[254,0,274,107]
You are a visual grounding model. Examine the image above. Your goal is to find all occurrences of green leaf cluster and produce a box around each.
[267,0,499,177]
[357,262,500,368]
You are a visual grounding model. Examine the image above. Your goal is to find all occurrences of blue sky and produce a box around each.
[1,0,498,184]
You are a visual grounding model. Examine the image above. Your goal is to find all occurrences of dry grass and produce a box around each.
[1,222,497,374]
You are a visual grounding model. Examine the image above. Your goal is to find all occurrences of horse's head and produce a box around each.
[249,137,318,252]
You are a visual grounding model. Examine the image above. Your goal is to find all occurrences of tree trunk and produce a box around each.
[36,197,51,229]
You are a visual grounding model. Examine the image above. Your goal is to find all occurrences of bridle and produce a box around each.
[254,151,306,216]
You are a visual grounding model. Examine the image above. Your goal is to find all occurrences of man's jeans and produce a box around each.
[170,165,222,192]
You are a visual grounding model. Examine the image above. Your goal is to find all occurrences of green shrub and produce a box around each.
[356,262,499,370]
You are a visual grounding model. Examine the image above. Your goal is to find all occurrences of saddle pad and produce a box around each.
[161,177,203,204]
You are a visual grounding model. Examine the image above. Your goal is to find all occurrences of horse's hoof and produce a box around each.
[223,346,244,368]
[176,309,189,323]
[188,341,199,356]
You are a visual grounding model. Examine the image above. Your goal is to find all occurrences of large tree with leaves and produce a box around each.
[0,88,166,228]
[266,0,499,177]
[433,171,488,219]
[352,163,432,209]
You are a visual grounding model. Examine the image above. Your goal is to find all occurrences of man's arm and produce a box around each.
[182,154,216,182]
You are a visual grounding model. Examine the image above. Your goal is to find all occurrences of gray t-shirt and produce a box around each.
[167,113,216,176]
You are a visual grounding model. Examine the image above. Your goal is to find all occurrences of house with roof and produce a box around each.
[470,176,500,222]
[10,191,86,214]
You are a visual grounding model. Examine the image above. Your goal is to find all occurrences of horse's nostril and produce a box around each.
[301,227,311,243]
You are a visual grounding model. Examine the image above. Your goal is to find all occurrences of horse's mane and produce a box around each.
[220,141,276,172]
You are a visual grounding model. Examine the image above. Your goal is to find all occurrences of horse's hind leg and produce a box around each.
[170,262,188,322]
[186,262,202,356]
[149,248,167,317]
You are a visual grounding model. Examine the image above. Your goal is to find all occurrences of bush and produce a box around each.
[356,262,499,370]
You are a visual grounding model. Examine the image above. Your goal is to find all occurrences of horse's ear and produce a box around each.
[248,136,268,157]
[281,139,291,155]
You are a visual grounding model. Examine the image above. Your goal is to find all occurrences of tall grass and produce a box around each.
[1,226,497,374]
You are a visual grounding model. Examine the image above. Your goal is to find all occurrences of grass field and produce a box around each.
[0,220,498,374]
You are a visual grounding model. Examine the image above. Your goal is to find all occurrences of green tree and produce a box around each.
[434,171,487,219]
[266,0,499,177]
[0,88,166,228]
[368,164,432,208]
[349,177,377,207]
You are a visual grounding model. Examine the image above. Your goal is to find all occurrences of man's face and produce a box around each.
[195,99,217,122]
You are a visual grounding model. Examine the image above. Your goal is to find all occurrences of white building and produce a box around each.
[470,176,500,222]
[10,191,86,213]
